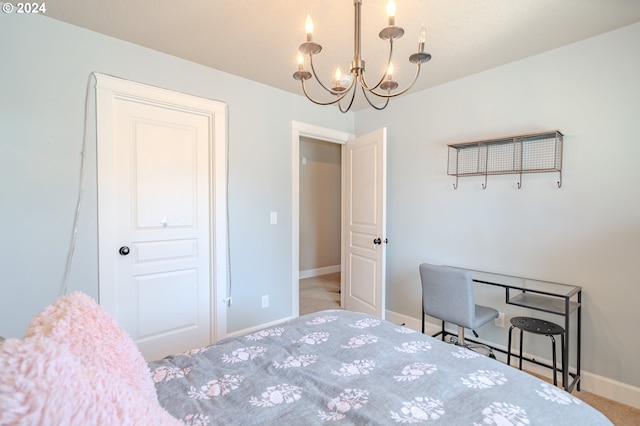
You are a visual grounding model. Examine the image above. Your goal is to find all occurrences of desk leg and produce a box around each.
[577,291,582,391]
[564,297,570,392]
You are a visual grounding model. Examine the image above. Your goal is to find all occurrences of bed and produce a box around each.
[1,292,612,425]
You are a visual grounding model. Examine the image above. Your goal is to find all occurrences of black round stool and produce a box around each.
[507,316,565,386]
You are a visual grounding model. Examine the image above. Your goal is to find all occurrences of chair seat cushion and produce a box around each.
[471,304,499,330]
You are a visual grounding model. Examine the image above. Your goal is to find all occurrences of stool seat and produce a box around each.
[507,316,566,387]
[510,316,565,335]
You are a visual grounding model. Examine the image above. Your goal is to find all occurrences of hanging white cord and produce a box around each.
[60,72,95,296]
[225,105,233,306]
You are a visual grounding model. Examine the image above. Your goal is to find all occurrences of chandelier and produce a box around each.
[292,0,431,113]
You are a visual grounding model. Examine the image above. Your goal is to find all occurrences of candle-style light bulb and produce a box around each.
[334,67,343,88]
[297,52,305,70]
[305,15,314,41]
[386,0,396,26]
[380,62,398,91]
[419,25,426,52]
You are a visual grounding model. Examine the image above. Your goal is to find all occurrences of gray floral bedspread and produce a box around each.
[148,310,611,425]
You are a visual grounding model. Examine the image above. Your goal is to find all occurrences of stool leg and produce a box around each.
[518,328,524,370]
[507,325,515,367]
[550,335,557,386]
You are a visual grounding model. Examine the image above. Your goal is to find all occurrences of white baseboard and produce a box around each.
[385,309,424,331]
[580,370,640,410]
[385,309,640,410]
[225,316,294,339]
[299,265,341,279]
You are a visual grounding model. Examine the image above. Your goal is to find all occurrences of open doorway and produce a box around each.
[293,124,388,319]
[290,121,352,317]
[299,137,341,315]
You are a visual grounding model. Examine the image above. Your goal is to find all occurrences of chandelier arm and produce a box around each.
[309,53,357,96]
[359,38,396,92]
[300,79,351,106]
[365,63,422,99]
[360,84,391,110]
[337,83,359,113]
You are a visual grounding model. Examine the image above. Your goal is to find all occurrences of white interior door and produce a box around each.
[343,128,387,318]
[96,74,228,361]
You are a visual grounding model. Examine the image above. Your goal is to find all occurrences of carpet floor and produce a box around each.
[299,272,341,316]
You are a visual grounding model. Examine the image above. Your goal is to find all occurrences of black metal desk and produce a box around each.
[445,267,581,392]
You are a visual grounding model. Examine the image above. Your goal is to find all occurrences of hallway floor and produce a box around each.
[299,272,341,315]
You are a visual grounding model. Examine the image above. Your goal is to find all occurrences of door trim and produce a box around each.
[95,73,228,343]
[291,121,353,317]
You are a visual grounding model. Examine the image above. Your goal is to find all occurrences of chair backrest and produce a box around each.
[419,263,476,329]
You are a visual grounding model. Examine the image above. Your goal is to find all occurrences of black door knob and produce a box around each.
[119,246,130,256]
[373,238,381,245]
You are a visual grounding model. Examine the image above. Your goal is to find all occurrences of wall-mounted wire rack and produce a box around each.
[447,130,563,189]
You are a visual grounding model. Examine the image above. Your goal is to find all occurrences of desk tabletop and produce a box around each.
[447,266,581,298]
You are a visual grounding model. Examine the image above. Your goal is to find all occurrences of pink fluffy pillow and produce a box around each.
[24,292,156,402]
[0,337,179,425]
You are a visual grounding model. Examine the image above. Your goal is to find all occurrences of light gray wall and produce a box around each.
[299,138,341,272]
[0,14,353,337]
[355,23,640,388]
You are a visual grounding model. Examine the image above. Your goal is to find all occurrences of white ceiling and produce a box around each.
[46,0,640,111]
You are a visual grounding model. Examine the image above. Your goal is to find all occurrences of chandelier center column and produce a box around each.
[351,0,365,76]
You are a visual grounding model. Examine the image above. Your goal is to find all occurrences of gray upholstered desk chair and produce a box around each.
[419,263,499,357]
